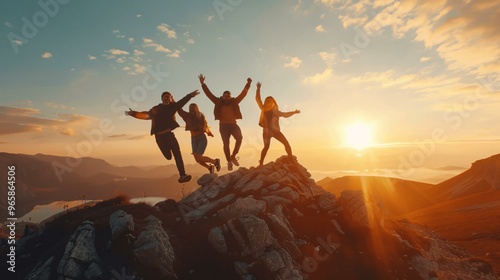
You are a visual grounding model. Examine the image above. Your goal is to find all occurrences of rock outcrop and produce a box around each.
[13,156,498,280]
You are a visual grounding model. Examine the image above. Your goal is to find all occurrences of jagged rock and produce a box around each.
[278,268,303,280]
[183,194,235,221]
[266,214,294,241]
[317,192,338,211]
[133,215,177,279]
[109,210,134,240]
[259,250,285,272]
[340,189,381,229]
[208,226,227,254]
[234,261,250,276]
[217,196,267,220]
[197,173,217,186]
[268,186,300,201]
[227,215,274,257]
[57,221,103,279]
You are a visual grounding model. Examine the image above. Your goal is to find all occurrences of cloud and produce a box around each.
[129,37,135,43]
[208,15,214,21]
[136,14,142,18]
[319,51,336,66]
[107,49,130,56]
[315,24,325,32]
[168,50,181,58]
[157,23,177,39]
[0,106,93,136]
[13,40,23,46]
[5,22,12,28]
[187,38,195,45]
[112,30,120,34]
[59,127,75,136]
[284,56,302,69]
[88,55,97,60]
[116,57,126,63]
[42,52,53,59]
[319,0,500,76]
[133,49,145,56]
[126,64,147,76]
[45,102,75,110]
[142,38,172,53]
[303,68,333,84]
[420,56,431,62]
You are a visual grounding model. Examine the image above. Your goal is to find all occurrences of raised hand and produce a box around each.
[295,109,301,114]
[256,82,262,88]
[198,74,205,85]
[125,108,136,116]
[190,90,200,97]
[247,77,252,84]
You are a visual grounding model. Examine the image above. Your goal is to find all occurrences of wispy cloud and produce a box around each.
[157,23,177,39]
[315,24,325,32]
[318,51,336,67]
[107,49,130,56]
[45,102,75,110]
[136,14,142,18]
[5,22,12,28]
[420,56,431,62]
[42,52,53,59]
[284,56,302,69]
[303,68,333,84]
[88,55,97,60]
[142,38,172,53]
[319,0,500,76]
[208,15,214,21]
[0,106,93,136]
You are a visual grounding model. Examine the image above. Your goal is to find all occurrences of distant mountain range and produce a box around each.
[317,153,500,275]
[0,152,210,221]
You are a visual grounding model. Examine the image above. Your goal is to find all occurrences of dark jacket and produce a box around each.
[178,109,210,133]
[201,82,250,121]
[148,94,193,135]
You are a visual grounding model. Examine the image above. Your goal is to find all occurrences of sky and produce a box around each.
[1,0,499,183]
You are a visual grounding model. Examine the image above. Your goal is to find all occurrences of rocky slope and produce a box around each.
[6,156,497,280]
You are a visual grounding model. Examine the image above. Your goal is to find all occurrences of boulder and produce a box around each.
[109,210,134,240]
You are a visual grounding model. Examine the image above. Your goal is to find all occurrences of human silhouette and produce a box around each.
[178,103,221,174]
[198,74,252,171]
[126,90,199,183]
[255,82,300,166]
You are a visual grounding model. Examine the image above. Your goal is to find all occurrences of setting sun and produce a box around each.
[344,122,374,150]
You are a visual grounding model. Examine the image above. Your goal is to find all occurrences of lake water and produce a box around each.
[17,197,166,224]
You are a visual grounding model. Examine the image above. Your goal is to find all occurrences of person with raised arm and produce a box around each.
[255,82,300,166]
[178,103,221,174]
[126,90,199,183]
[198,74,252,171]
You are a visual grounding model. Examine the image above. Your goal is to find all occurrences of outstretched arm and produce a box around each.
[126,108,151,120]
[173,90,200,111]
[255,82,263,110]
[198,74,218,104]
[277,109,301,118]
[235,77,252,104]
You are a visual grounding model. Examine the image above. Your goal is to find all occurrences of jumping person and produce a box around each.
[198,74,252,171]
[126,90,199,183]
[255,82,300,166]
[178,103,221,174]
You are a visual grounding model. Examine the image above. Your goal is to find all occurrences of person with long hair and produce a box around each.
[256,82,300,166]
[178,103,221,174]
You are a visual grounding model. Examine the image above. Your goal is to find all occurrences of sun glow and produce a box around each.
[344,122,374,150]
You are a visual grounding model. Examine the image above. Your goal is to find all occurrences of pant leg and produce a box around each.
[166,133,186,176]
[231,124,243,157]
[219,124,232,162]
[155,133,172,160]
[273,131,293,157]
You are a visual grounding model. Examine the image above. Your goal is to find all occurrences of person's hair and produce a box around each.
[189,103,206,130]
[223,91,231,96]
[263,96,278,111]
[161,91,172,98]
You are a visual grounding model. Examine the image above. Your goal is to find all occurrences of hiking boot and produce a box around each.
[178,174,192,183]
[227,161,233,171]
[208,165,215,174]
[214,158,221,172]
[230,156,240,166]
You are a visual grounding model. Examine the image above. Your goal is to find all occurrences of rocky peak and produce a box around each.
[15,156,498,280]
